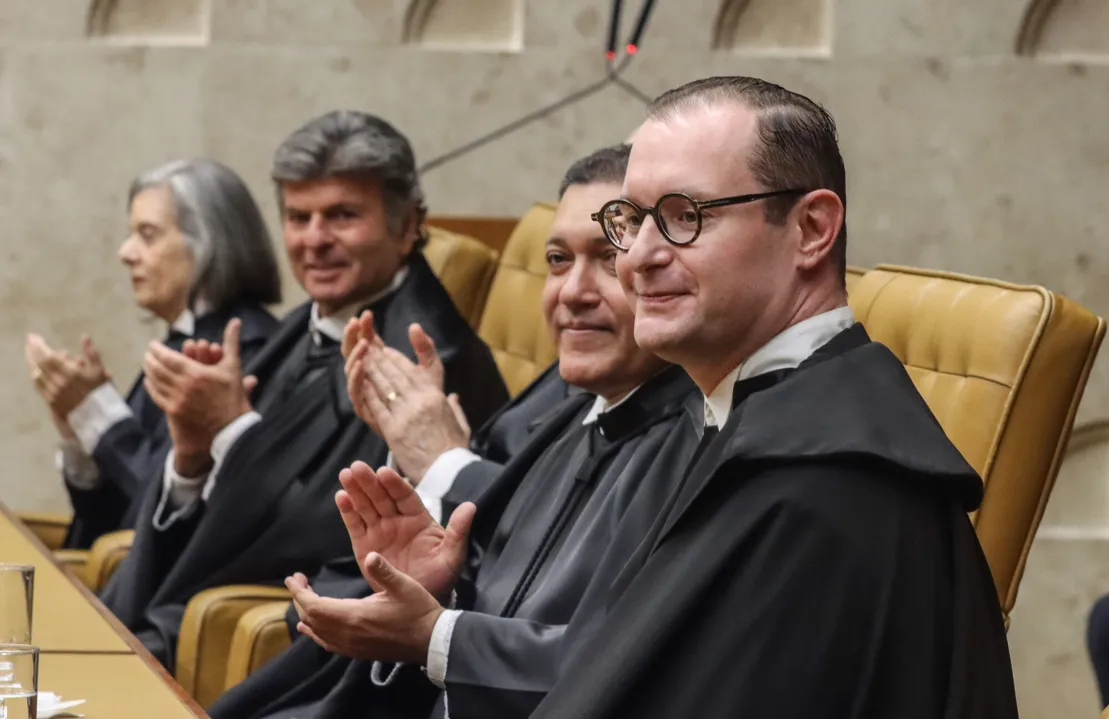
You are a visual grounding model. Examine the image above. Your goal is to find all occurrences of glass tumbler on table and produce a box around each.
[0,645,38,719]
[0,566,33,645]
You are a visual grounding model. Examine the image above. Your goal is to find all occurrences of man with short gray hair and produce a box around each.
[101,110,509,670]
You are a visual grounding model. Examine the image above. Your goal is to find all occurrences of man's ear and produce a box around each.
[399,206,422,255]
[794,190,843,271]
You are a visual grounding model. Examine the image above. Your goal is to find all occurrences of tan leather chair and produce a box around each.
[848,264,1105,624]
[224,601,294,690]
[16,511,71,550]
[82,529,134,592]
[176,585,292,708]
[423,225,500,329]
[475,202,559,396]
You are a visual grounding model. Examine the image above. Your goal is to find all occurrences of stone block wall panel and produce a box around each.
[85,0,209,43]
[1,6,1108,713]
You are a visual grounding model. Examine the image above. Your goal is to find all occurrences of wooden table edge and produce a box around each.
[1,503,210,718]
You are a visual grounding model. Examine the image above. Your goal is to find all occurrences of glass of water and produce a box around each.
[0,567,33,646]
[0,645,37,719]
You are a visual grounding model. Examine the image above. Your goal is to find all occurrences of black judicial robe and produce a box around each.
[100,253,508,671]
[63,303,278,549]
[428,364,699,719]
[530,324,1020,719]
[206,361,572,719]
[224,366,698,719]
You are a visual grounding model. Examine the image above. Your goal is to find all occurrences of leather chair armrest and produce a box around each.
[86,530,135,592]
[176,585,292,708]
[224,601,296,692]
[16,511,72,551]
[52,549,94,590]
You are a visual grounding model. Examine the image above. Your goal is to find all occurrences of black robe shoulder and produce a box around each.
[530,324,1019,719]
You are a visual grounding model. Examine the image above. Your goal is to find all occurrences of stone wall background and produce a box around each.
[1,1,1107,715]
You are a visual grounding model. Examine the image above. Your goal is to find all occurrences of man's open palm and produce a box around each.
[336,461,474,601]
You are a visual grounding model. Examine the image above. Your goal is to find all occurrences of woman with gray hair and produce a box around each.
[24,158,283,549]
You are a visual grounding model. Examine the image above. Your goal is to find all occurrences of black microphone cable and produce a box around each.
[419,0,658,175]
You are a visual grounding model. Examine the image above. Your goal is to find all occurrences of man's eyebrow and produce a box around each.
[622,187,715,202]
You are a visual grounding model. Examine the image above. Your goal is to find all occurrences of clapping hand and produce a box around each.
[347,322,471,483]
[285,461,477,664]
[333,460,474,601]
[25,333,111,433]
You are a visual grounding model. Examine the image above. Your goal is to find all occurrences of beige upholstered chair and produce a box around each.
[848,265,1105,624]
[474,202,559,396]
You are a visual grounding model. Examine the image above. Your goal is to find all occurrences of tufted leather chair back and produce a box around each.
[423,225,500,329]
[476,203,559,395]
[848,264,1105,622]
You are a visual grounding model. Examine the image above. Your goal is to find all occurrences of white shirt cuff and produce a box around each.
[66,382,132,455]
[153,450,208,530]
[415,448,480,523]
[56,440,101,490]
[152,411,262,530]
[426,608,463,688]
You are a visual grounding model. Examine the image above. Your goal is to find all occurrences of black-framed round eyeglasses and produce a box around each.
[590,189,810,250]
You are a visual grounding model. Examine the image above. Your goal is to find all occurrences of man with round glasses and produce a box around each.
[530,76,1019,719]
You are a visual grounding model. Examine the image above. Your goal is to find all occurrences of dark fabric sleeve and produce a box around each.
[207,635,344,719]
[90,415,164,500]
[439,459,505,523]
[98,495,205,642]
[533,462,998,719]
[63,480,130,549]
[441,342,509,436]
[63,415,171,548]
[629,474,933,718]
[442,613,567,719]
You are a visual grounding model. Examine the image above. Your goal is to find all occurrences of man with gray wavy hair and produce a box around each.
[101,110,509,670]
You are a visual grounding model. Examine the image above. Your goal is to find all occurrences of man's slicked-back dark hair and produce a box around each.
[649,76,848,279]
[558,143,632,198]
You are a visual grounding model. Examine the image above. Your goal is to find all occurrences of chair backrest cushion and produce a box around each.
[848,264,1105,616]
[423,226,500,329]
[477,203,559,395]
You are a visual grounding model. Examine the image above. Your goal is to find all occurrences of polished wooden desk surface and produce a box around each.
[0,503,208,717]
[0,518,129,653]
[39,654,201,719]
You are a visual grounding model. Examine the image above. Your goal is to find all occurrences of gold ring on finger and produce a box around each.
[31,367,43,384]
[386,391,398,404]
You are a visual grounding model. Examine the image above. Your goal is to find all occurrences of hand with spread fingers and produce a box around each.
[343,311,386,433]
[25,333,112,423]
[356,323,471,483]
[142,318,251,474]
[286,552,442,665]
[333,460,475,602]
